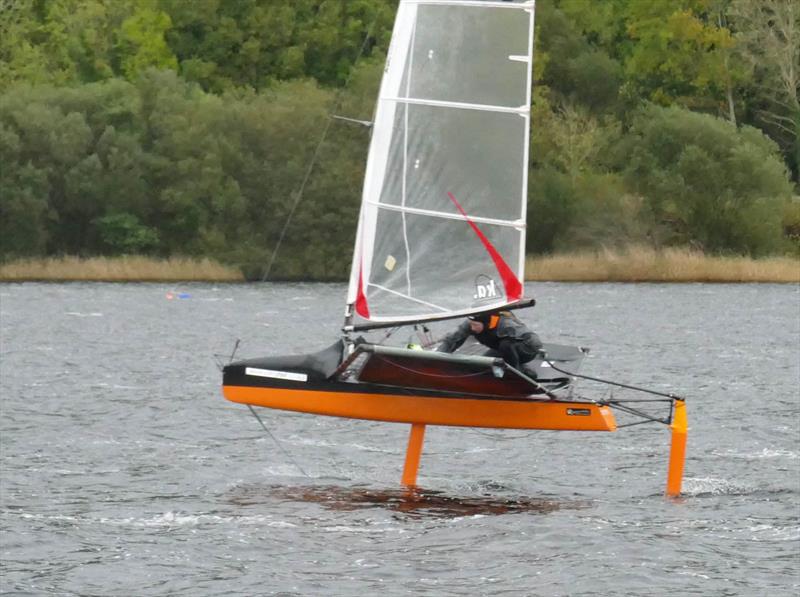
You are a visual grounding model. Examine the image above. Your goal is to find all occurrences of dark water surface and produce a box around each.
[1,282,798,596]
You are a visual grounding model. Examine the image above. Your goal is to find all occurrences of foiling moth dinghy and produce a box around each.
[222,0,687,496]
[223,331,686,494]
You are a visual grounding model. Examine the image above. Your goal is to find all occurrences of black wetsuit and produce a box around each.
[437,312,542,370]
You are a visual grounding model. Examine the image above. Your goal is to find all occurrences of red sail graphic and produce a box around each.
[355,265,370,318]
[447,191,522,302]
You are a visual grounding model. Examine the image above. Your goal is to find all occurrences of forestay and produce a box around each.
[345,0,535,329]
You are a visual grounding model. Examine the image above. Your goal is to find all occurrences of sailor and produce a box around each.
[437,311,542,372]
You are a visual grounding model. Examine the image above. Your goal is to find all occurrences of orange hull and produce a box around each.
[223,384,617,431]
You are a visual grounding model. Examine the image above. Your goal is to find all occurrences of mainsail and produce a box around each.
[346,0,535,328]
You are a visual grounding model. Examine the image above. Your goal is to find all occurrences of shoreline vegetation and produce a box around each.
[0,249,797,283]
[525,247,799,283]
[2,4,799,273]
[0,256,245,283]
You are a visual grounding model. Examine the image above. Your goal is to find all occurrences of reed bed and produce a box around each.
[525,247,800,283]
[1,249,797,283]
[0,256,244,282]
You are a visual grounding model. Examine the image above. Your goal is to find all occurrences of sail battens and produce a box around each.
[351,302,521,327]
[366,201,525,229]
[381,95,528,115]
[367,283,449,312]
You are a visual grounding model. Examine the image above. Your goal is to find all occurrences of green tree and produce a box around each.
[623,105,793,254]
[526,167,580,254]
[0,0,67,88]
[0,0,142,87]
[116,2,178,80]
[94,212,159,254]
[535,2,623,114]
[623,0,739,114]
[0,124,50,257]
[160,0,395,92]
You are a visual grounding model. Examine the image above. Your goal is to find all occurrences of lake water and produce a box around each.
[1,282,798,596]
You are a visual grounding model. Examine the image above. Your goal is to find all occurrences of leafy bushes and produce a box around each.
[94,213,159,254]
[0,73,370,275]
[622,105,793,255]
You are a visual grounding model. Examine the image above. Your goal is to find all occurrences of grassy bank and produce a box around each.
[525,247,800,283]
[0,256,244,282]
[0,249,797,283]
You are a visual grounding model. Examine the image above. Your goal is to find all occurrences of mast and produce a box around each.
[345,0,418,328]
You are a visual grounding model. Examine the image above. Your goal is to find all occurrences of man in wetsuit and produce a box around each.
[437,311,542,372]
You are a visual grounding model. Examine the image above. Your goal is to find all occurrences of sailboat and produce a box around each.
[222,0,687,495]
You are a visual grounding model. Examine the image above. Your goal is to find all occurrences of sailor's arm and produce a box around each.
[436,321,471,353]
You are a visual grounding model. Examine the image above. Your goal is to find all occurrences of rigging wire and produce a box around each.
[246,405,309,478]
[212,339,240,371]
[378,326,400,345]
[543,356,686,401]
[229,339,240,363]
[261,15,381,282]
[541,355,684,426]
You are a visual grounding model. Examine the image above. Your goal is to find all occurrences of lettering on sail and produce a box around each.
[473,275,498,301]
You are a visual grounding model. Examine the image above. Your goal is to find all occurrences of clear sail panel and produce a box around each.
[407,4,529,108]
[378,103,526,222]
[367,210,523,319]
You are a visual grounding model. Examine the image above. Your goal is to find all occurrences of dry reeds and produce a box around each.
[1,249,797,283]
[0,256,244,282]
[525,247,800,283]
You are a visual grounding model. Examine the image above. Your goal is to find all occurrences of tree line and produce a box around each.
[0,0,797,279]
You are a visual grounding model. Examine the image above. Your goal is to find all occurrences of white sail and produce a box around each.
[346,0,535,327]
